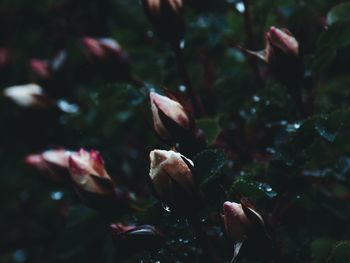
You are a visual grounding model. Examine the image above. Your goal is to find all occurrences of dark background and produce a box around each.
[1,0,350,262]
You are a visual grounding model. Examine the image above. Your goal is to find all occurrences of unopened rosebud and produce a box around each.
[110,224,165,257]
[82,37,129,64]
[68,149,129,211]
[150,91,192,141]
[68,149,113,195]
[223,201,264,242]
[246,27,299,63]
[25,149,71,183]
[142,0,185,45]
[30,59,51,80]
[3,84,53,108]
[82,37,132,82]
[266,27,299,58]
[149,149,197,213]
[243,27,302,84]
[248,26,303,84]
[0,48,10,69]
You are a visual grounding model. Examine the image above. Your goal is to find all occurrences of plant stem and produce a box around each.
[242,0,264,89]
[172,43,204,117]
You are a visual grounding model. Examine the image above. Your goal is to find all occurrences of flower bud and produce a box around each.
[25,149,71,183]
[68,149,131,213]
[266,27,299,58]
[150,91,192,141]
[82,37,131,82]
[223,201,264,242]
[3,83,53,108]
[244,27,303,85]
[142,0,185,45]
[82,37,129,63]
[0,48,10,69]
[0,48,11,85]
[68,149,114,195]
[267,28,303,84]
[110,224,165,257]
[149,149,197,213]
[30,59,51,80]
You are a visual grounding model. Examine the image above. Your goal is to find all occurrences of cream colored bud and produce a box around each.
[150,91,190,140]
[149,149,195,206]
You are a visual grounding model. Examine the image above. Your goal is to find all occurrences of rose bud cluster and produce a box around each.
[110,223,165,257]
[25,149,71,184]
[223,201,264,242]
[149,149,198,214]
[3,83,54,109]
[68,149,129,212]
[142,0,185,46]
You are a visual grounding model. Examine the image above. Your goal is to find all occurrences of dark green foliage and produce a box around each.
[1,0,350,262]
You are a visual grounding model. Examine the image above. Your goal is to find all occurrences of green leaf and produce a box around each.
[328,241,350,263]
[313,21,350,71]
[311,237,335,263]
[196,118,221,145]
[327,2,350,26]
[230,178,277,199]
[276,109,350,169]
[194,149,227,186]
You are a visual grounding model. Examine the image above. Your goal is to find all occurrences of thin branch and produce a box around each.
[242,0,265,89]
[172,43,205,117]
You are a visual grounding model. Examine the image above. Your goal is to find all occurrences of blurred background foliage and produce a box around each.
[1,0,350,262]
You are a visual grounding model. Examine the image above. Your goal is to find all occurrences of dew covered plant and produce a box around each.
[1,0,350,262]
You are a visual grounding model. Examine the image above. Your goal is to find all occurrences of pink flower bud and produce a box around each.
[30,59,51,79]
[244,26,303,85]
[142,0,185,45]
[150,91,191,141]
[0,48,10,69]
[3,84,52,108]
[25,149,71,183]
[82,37,131,82]
[82,37,129,63]
[265,27,299,60]
[149,149,196,212]
[68,149,114,195]
[264,27,303,84]
[68,149,132,212]
[223,201,264,242]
